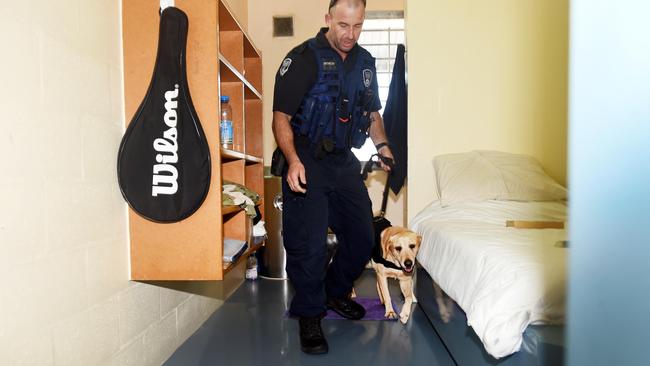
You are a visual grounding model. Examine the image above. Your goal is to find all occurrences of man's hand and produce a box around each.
[377,146,394,172]
[287,160,307,193]
[368,111,393,172]
[272,111,306,193]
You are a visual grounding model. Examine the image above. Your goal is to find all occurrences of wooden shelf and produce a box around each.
[218,0,245,32]
[223,241,265,275]
[222,205,242,216]
[219,53,262,100]
[123,0,264,289]
[221,148,263,163]
[123,0,223,281]
[221,202,262,217]
[244,99,263,157]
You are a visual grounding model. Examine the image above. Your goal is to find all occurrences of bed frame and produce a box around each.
[415,268,566,366]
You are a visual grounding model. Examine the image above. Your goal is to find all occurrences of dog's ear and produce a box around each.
[416,234,422,247]
[381,227,399,255]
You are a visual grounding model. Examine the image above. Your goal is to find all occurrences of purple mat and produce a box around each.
[285,297,398,321]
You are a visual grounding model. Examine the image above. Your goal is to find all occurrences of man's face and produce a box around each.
[325,3,365,54]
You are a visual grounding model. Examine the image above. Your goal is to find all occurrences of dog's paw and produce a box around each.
[385,310,398,319]
[399,312,410,324]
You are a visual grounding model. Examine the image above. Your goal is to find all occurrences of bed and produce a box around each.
[411,151,568,360]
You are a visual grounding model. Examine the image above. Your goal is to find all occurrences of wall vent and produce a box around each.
[273,16,294,37]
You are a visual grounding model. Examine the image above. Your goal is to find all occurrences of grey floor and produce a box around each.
[164,269,455,366]
[416,269,565,366]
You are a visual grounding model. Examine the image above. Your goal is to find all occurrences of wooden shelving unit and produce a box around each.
[122,0,264,289]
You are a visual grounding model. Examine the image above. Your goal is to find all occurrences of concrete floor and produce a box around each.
[163,269,455,366]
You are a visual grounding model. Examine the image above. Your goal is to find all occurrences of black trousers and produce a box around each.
[282,139,374,317]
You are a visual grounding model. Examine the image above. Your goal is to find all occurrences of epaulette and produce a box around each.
[291,41,309,55]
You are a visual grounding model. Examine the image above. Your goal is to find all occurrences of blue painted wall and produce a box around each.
[567,1,650,365]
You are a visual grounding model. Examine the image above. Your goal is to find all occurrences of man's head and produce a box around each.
[325,0,366,56]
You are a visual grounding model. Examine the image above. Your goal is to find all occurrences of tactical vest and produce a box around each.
[292,38,377,151]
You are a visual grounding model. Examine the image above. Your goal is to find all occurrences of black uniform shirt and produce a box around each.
[272,28,382,117]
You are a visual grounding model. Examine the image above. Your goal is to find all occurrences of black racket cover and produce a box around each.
[117,7,211,223]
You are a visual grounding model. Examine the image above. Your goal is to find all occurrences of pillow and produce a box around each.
[433,150,567,207]
[478,150,568,201]
[433,151,507,206]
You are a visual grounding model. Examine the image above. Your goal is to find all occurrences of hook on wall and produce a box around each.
[160,0,174,13]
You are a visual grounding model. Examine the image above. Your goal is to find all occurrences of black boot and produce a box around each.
[326,296,366,320]
[299,317,329,354]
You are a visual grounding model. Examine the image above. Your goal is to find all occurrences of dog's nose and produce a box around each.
[404,259,413,268]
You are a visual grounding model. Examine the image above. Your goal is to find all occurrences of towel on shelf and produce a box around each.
[223,238,248,263]
[253,220,266,237]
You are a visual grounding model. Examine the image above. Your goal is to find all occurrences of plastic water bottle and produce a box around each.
[220,95,233,149]
[245,255,258,280]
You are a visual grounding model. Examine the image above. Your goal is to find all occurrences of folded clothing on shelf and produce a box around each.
[223,238,248,263]
[222,180,261,218]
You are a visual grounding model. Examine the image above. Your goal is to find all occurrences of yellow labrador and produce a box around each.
[371,226,422,324]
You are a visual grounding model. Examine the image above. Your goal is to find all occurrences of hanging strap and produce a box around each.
[363,153,403,271]
[379,172,391,217]
[361,153,394,217]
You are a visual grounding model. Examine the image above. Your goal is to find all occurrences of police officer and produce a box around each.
[272,0,394,355]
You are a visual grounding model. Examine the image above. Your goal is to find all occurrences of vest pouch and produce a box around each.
[349,87,375,148]
[350,106,371,148]
[312,102,335,145]
[304,98,323,142]
[295,97,317,136]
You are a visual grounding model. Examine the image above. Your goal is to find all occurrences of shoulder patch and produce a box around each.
[362,68,373,88]
[279,58,292,76]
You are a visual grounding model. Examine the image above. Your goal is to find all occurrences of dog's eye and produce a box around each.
[395,246,402,252]
[409,244,416,249]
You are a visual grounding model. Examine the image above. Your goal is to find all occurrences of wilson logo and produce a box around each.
[152,84,180,197]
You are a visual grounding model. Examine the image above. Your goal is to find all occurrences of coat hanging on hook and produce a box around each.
[117,6,211,223]
[382,44,408,195]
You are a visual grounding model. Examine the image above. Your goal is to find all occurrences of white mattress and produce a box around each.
[411,200,567,359]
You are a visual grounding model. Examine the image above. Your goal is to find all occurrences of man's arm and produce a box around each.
[368,111,394,171]
[272,111,307,193]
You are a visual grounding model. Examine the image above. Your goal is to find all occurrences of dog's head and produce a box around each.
[380,227,422,273]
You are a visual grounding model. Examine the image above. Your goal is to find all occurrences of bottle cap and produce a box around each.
[220,95,230,103]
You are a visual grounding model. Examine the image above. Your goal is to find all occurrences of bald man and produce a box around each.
[272,0,394,355]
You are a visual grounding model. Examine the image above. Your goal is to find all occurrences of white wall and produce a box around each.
[0,1,221,364]
[406,0,569,220]
[248,0,407,225]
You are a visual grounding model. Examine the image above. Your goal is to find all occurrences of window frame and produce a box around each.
[352,12,405,162]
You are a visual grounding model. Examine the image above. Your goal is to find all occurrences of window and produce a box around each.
[352,13,405,161]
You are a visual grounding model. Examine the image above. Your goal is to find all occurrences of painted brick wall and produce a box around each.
[0,1,222,364]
